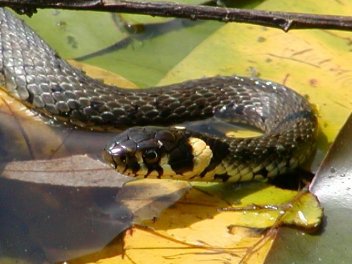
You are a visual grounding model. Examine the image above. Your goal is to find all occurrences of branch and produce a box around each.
[2,0,352,32]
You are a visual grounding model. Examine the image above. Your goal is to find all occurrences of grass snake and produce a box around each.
[0,8,317,182]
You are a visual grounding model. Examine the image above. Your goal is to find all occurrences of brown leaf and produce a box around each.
[1,155,130,187]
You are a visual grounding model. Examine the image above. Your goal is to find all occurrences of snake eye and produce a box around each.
[143,149,160,164]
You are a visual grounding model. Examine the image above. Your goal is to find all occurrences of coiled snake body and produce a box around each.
[0,8,317,182]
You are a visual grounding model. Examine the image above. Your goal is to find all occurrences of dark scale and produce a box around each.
[168,142,194,175]
[199,134,230,178]
[214,174,230,182]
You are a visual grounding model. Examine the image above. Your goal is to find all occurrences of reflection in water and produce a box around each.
[0,166,190,263]
[0,98,133,262]
[75,18,205,62]
[0,178,132,263]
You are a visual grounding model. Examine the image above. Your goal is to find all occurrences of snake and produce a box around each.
[0,8,317,182]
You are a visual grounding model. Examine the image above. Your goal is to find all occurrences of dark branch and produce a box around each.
[2,0,352,32]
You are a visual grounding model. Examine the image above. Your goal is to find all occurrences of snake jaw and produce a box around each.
[103,144,129,173]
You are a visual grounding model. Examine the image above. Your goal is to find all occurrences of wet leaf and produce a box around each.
[192,182,322,230]
[76,182,321,264]
[0,155,132,262]
[266,114,352,263]
[0,62,138,262]
[280,191,322,229]
[0,158,194,263]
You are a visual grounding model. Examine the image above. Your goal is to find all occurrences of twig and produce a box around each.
[1,0,352,32]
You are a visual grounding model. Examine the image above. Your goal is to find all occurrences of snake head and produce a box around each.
[103,126,195,179]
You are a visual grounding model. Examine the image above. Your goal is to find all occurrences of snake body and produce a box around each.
[0,8,317,182]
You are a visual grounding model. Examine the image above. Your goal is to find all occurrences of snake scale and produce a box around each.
[0,8,317,182]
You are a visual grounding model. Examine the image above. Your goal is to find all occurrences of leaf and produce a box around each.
[1,155,130,187]
[266,114,352,263]
[0,156,132,262]
[0,157,194,263]
[20,8,224,86]
[0,61,139,262]
[158,1,352,158]
[79,182,321,264]
[116,179,192,223]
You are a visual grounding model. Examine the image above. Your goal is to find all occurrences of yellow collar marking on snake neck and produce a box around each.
[182,137,212,178]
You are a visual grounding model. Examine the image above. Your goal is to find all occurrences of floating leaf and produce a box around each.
[80,182,321,264]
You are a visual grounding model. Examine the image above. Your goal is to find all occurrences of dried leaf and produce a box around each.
[1,155,130,187]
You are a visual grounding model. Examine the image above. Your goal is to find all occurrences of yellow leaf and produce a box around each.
[88,182,321,264]
[159,2,352,153]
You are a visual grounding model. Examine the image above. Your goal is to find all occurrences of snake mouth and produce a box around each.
[103,148,141,176]
[102,150,120,170]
